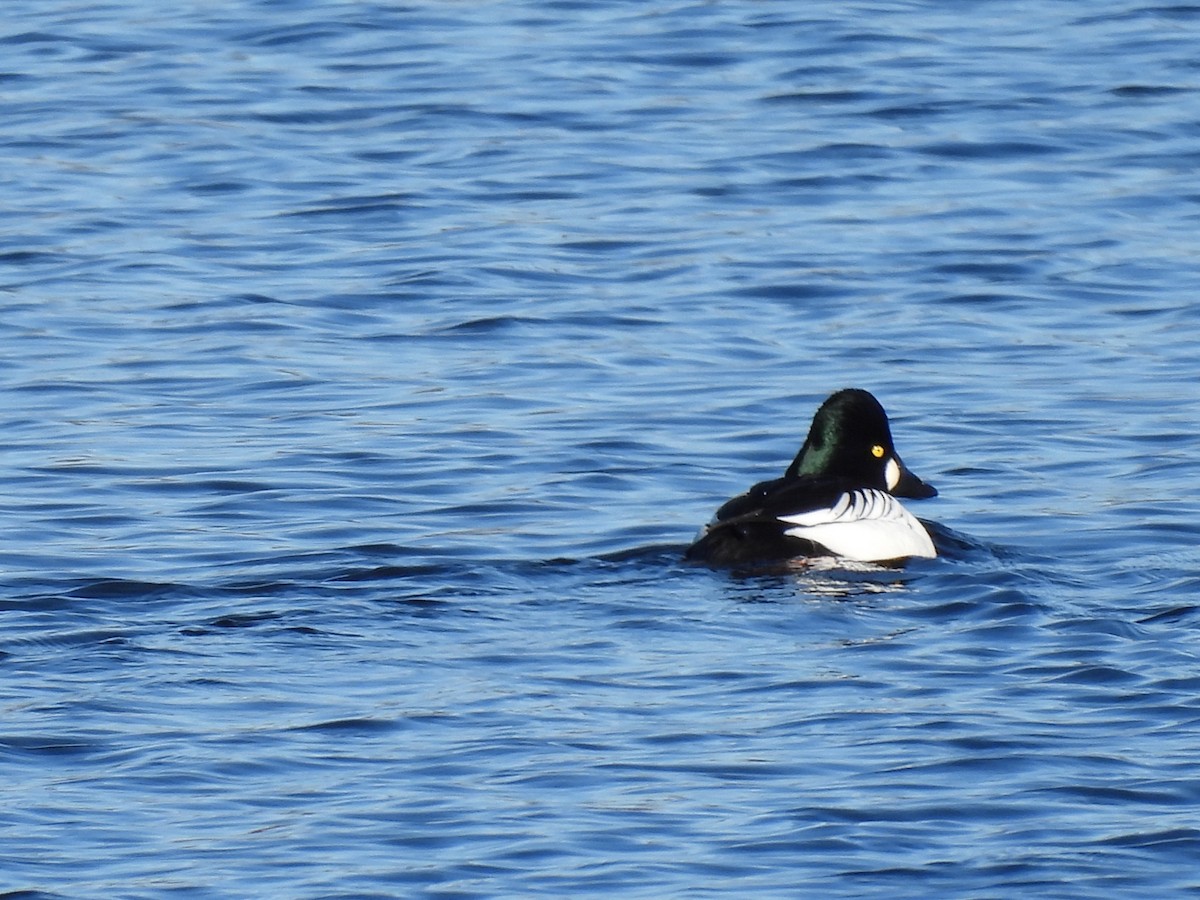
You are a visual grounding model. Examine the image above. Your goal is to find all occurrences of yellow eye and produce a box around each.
[871,445,885,459]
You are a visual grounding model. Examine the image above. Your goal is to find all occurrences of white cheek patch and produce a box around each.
[885,457,900,491]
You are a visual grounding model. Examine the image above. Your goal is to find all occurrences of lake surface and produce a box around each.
[4,1,1200,896]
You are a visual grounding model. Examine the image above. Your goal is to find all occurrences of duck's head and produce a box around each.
[785,388,937,498]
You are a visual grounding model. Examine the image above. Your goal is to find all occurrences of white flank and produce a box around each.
[777,489,936,562]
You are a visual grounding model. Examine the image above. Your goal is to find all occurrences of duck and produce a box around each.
[685,388,938,566]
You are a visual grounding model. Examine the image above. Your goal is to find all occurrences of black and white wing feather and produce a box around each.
[777,489,935,562]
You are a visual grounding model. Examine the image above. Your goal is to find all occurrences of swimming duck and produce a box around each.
[685,388,938,566]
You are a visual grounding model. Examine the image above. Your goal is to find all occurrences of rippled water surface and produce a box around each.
[5,1,1200,897]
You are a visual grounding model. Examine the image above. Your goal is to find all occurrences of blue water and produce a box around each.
[4,1,1200,896]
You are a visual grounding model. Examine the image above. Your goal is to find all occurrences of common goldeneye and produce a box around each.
[685,388,938,566]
